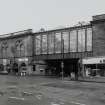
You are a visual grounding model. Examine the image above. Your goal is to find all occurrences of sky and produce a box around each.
[0,0,105,34]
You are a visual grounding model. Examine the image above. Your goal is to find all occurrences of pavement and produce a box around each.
[0,75,105,105]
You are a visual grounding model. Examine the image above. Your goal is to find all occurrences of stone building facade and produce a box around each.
[0,29,33,74]
[0,14,105,77]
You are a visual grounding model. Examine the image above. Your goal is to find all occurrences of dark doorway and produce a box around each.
[12,62,18,74]
[46,58,79,79]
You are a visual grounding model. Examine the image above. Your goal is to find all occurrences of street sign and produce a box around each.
[61,62,64,68]
[3,59,7,65]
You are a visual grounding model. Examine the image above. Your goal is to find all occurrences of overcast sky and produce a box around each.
[0,0,105,34]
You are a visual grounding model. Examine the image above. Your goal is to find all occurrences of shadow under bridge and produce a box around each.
[45,58,79,77]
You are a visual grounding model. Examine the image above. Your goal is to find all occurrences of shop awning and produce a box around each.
[83,56,105,64]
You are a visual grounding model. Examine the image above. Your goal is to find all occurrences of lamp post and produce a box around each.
[61,39,64,80]
[2,42,8,71]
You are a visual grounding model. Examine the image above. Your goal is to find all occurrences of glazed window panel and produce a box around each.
[48,33,54,54]
[87,28,92,51]
[3,49,7,58]
[2,42,8,58]
[35,35,41,55]
[42,34,47,54]
[62,32,69,53]
[55,32,61,53]
[20,44,25,57]
[16,45,20,56]
[70,30,77,52]
[15,41,20,57]
[2,49,5,58]
[0,45,1,58]
[78,29,85,52]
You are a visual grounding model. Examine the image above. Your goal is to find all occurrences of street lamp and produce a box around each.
[1,42,8,72]
[61,39,64,80]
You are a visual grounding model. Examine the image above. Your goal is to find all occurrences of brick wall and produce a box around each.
[0,35,32,59]
[92,21,105,57]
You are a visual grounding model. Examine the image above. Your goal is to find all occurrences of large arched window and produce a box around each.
[15,40,20,56]
[78,29,85,52]
[1,41,8,58]
[70,30,77,52]
[48,32,54,54]
[55,32,61,53]
[87,28,92,51]
[20,43,25,57]
[15,40,24,57]
[62,31,69,53]
[35,35,41,55]
[42,34,47,54]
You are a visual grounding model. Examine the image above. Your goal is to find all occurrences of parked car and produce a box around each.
[20,63,27,76]
[91,69,100,76]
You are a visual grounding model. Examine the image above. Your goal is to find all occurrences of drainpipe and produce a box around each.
[61,38,64,80]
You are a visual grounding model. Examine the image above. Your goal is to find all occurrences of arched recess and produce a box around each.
[1,41,8,58]
[15,39,25,57]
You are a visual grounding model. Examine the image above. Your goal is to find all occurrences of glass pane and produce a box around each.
[87,28,92,51]
[78,29,85,52]
[42,35,47,54]
[2,42,8,58]
[21,44,25,56]
[15,41,20,56]
[62,32,69,53]
[16,46,20,56]
[35,35,41,55]
[48,33,54,54]
[70,30,77,52]
[55,32,61,53]
[2,49,5,58]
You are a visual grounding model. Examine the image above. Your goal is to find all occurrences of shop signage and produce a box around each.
[3,59,7,65]
[61,62,64,68]
[100,59,105,63]
[83,57,105,64]
[18,58,28,62]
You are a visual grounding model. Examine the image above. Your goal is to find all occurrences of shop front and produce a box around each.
[83,56,105,77]
[0,57,33,75]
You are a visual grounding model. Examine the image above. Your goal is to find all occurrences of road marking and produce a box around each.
[0,94,3,96]
[51,101,85,105]
[40,82,57,85]
[36,94,42,100]
[26,84,37,88]
[0,91,4,96]
[51,102,60,105]
[22,91,33,95]
[59,102,64,104]
[71,101,86,105]
[8,97,25,101]
[7,86,17,89]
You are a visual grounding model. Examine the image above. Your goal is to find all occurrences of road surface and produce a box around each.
[0,75,105,105]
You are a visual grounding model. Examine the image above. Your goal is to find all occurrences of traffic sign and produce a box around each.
[61,62,64,68]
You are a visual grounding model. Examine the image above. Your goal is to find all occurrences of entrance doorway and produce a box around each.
[12,62,18,74]
[46,59,79,79]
